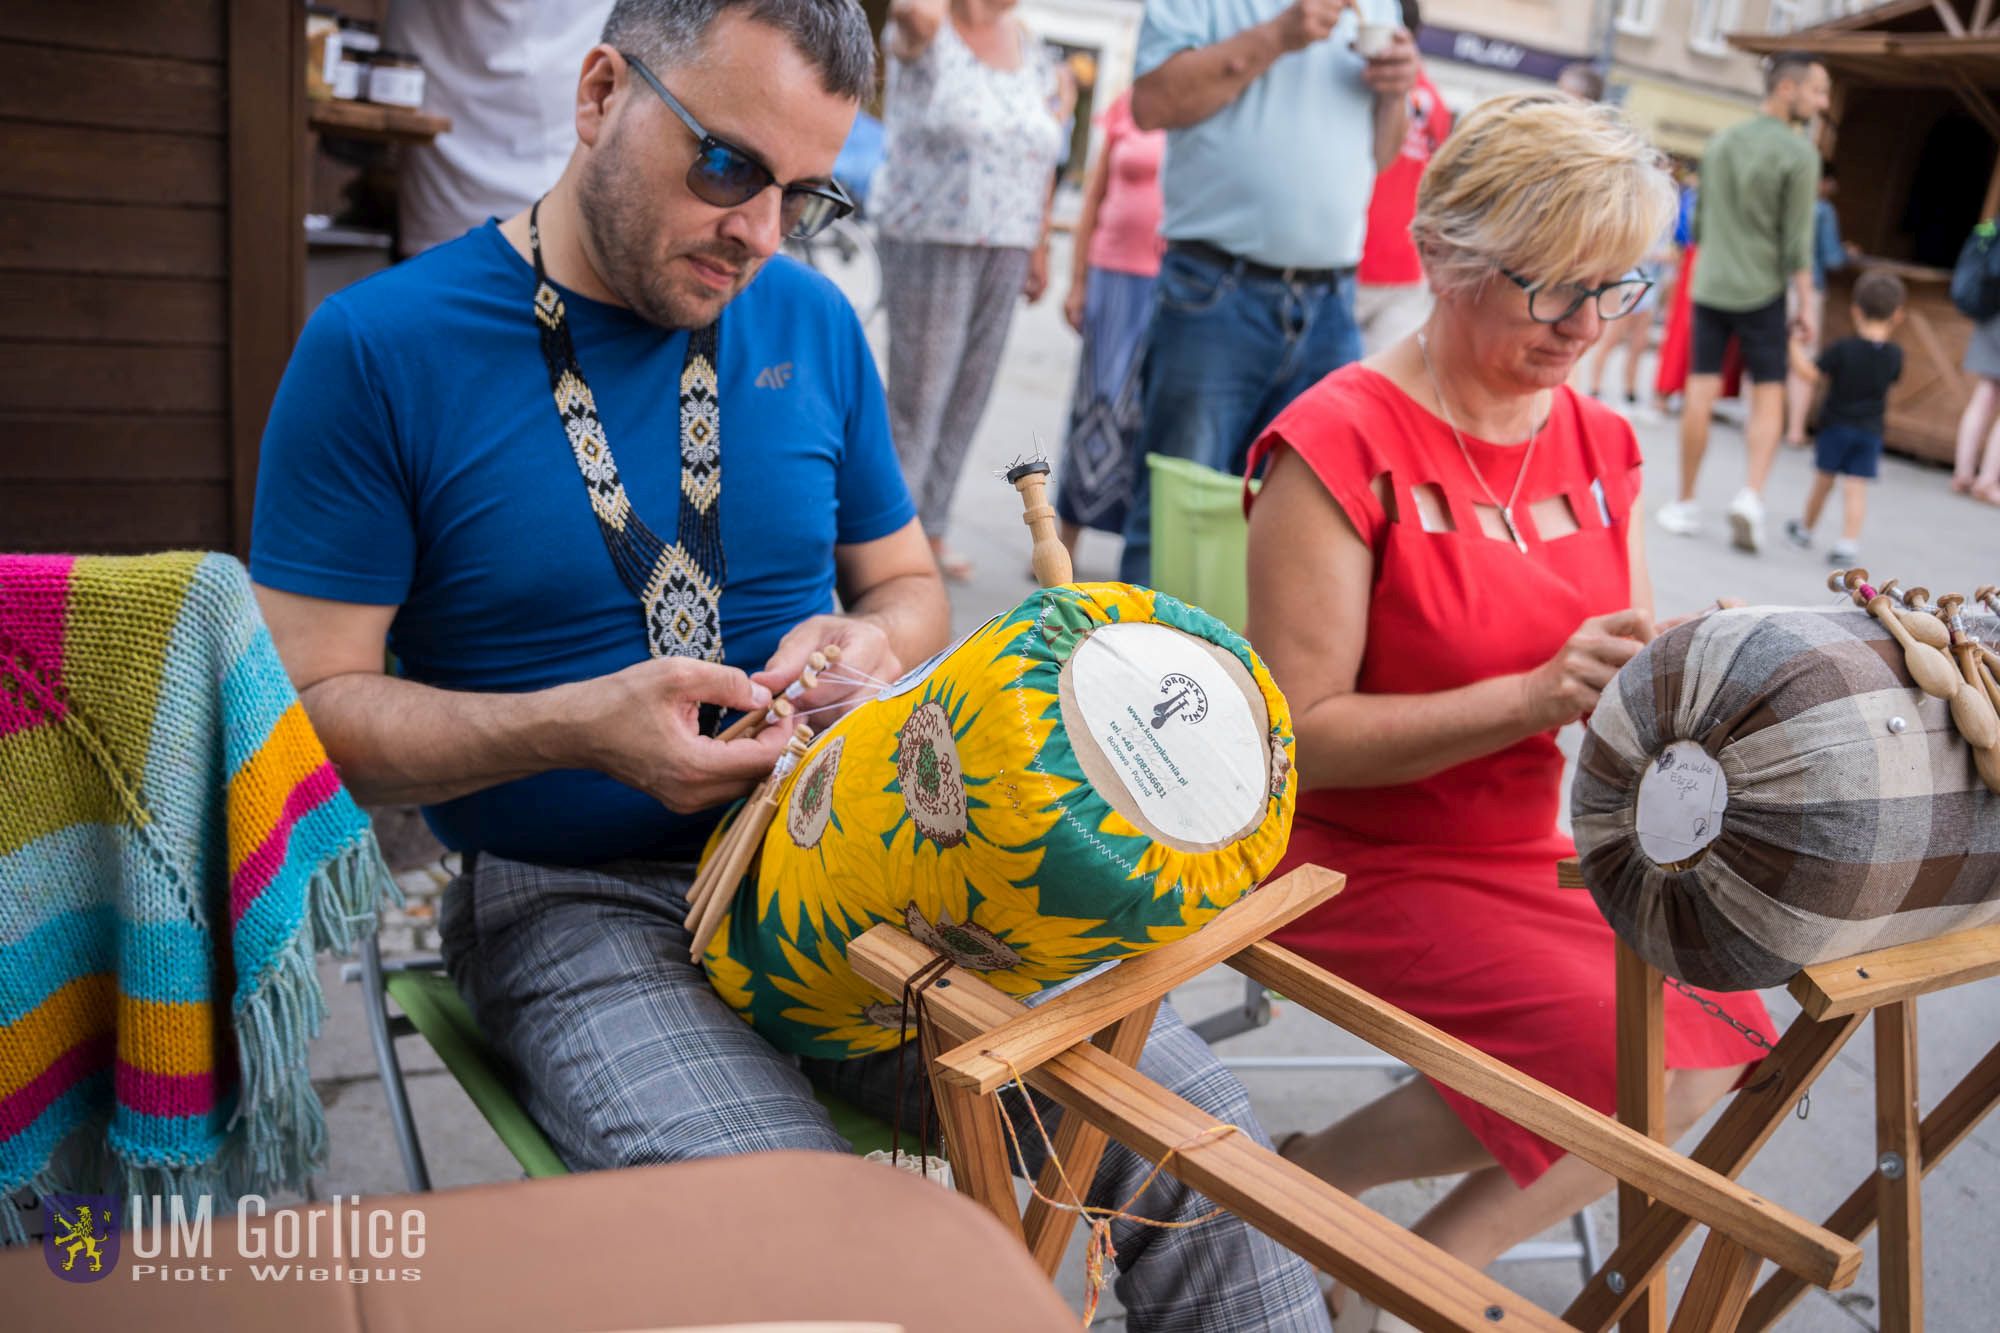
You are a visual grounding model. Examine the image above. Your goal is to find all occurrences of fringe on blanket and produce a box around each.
[1,837,399,1247]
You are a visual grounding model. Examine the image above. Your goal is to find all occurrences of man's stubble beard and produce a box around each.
[576,134,762,331]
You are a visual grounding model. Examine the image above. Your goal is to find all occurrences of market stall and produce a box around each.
[1735,0,2000,464]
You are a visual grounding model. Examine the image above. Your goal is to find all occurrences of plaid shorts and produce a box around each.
[440,852,1330,1333]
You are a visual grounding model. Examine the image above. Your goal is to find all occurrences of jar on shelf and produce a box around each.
[364,51,427,109]
[305,5,342,101]
[332,17,379,101]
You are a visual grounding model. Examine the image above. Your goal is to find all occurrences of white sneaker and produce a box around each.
[1655,500,1702,536]
[1728,488,1765,554]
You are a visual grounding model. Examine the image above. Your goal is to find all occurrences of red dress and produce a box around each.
[1246,366,1772,1186]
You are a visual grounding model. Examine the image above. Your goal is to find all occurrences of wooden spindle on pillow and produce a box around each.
[1009,460,1072,589]
[1878,578,1951,650]
[687,723,817,961]
[1838,569,1962,700]
[1934,595,2000,763]
[715,646,841,743]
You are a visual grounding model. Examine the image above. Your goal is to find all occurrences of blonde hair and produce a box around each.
[1413,92,1676,297]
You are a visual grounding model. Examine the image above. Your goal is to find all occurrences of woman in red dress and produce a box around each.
[1245,92,1774,1313]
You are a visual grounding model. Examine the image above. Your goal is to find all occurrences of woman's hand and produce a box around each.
[1063,278,1087,332]
[886,0,946,59]
[1518,608,1655,731]
[1657,597,1742,636]
[1024,242,1050,303]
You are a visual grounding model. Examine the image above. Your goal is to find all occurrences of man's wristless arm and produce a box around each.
[299,671,587,808]
[1130,21,1289,131]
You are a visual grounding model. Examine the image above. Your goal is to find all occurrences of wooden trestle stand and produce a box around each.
[846,864,1865,1333]
[1554,853,2000,1333]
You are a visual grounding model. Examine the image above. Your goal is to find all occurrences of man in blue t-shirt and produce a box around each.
[252,2,1324,1325]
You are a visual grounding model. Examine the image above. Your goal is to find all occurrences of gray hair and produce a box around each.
[602,0,876,101]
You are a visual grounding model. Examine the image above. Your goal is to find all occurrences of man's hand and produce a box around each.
[754,614,906,726]
[1359,27,1417,98]
[1275,0,1350,52]
[570,657,791,814]
[1789,272,1818,347]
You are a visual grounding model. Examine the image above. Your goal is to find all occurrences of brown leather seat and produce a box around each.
[7,1153,1076,1332]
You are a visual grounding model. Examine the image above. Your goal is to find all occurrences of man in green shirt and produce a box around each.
[1658,52,1828,553]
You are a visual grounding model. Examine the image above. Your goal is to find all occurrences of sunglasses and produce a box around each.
[1501,267,1654,324]
[621,51,855,241]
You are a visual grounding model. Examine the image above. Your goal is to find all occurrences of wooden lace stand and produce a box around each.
[847,864,1864,1333]
[1553,861,2000,1333]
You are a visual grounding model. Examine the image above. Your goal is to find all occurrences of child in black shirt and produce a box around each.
[1783,270,1906,564]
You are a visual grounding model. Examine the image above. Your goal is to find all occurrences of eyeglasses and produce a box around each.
[1500,268,1654,324]
[620,51,855,241]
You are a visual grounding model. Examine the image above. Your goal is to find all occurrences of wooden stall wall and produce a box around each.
[1823,85,1995,465]
[0,0,302,556]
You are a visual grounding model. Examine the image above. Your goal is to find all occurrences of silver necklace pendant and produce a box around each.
[1417,330,1540,557]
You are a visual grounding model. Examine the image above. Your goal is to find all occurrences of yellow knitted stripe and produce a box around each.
[0,723,125,858]
[0,977,215,1098]
[0,973,113,1099]
[61,552,204,796]
[226,701,330,877]
[116,990,214,1078]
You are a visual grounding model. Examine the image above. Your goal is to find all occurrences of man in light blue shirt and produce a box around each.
[1119,0,1415,582]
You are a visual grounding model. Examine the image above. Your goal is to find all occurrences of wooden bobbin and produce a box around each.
[1008,460,1073,589]
[714,642,841,744]
[1936,595,2000,756]
[688,723,817,962]
[1880,579,1950,650]
[1976,584,2000,618]
[1842,570,1961,701]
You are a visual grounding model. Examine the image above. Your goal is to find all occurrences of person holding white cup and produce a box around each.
[1117,0,1417,585]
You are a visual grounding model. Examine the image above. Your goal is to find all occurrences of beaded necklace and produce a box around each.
[529,197,726,662]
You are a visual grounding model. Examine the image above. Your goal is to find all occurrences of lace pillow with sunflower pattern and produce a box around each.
[700,583,1297,1060]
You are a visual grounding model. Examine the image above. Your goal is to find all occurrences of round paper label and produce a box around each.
[1065,622,1266,846]
[1635,741,1728,867]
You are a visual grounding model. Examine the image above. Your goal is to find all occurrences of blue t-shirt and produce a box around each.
[1136,0,1396,269]
[250,221,914,865]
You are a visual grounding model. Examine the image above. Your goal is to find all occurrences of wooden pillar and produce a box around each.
[227,0,307,556]
[1667,1233,1761,1333]
[1021,998,1161,1276]
[1616,941,1668,1333]
[930,1076,1030,1245]
[1875,1002,1924,1333]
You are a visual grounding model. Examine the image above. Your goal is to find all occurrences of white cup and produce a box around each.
[1354,22,1395,58]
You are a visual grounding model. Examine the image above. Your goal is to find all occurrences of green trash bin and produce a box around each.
[1146,453,1258,634]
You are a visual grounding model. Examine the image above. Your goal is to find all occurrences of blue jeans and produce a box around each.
[1118,244,1362,584]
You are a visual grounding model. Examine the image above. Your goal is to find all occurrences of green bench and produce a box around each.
[348,933,899,1191]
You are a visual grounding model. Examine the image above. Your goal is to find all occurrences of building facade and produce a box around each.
[1418,0,1884,157]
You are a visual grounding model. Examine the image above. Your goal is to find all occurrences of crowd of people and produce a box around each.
[249,1,1992,1329]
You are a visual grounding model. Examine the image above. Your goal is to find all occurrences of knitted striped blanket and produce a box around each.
[0,552,395,1242]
